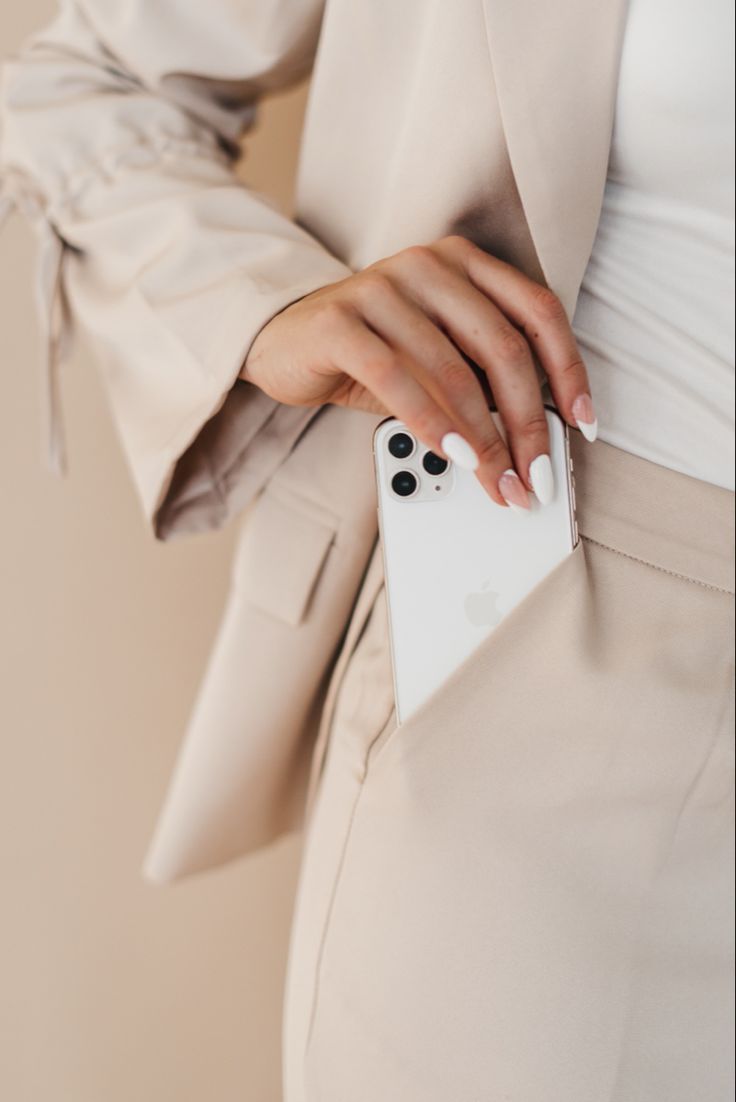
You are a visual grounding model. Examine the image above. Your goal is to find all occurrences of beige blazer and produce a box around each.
[0,0,630,882]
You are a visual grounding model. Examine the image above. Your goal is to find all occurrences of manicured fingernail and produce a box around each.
[498,469,530,513]
[441,432,479,471]
[572,393,598,442]
[529,453,555,505]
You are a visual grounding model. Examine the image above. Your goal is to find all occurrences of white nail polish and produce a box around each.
[571,394,598,442]
[498,468,531,513]
[529,454,555,505]
[441,432,479,471]
[576,417,598,443]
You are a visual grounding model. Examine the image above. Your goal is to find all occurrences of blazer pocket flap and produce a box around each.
[235,492,337,626]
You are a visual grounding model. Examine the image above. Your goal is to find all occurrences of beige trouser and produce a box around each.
[282,432,735,1102]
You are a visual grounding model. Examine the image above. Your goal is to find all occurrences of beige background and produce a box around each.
[1,4,308,1099]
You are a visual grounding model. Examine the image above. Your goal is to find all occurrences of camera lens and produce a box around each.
[388,432,415,459]
[422,451,449,476]
[391,470,418,497]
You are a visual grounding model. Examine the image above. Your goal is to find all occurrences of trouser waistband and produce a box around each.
[569,433,735,594]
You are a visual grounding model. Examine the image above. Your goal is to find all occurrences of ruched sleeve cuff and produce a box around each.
[0,0,351,538]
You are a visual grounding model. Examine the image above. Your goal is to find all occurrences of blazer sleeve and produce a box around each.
[0,0,352,538]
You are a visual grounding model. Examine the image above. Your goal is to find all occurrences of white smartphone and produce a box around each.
[374,407,578,723]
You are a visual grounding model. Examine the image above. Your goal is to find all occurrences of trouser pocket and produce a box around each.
[303,535,735,1101]
[302,541,591,1098]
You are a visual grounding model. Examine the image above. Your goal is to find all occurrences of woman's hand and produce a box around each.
[241,235,597,508]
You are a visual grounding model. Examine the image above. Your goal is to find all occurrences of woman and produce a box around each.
[2,1,733,1098]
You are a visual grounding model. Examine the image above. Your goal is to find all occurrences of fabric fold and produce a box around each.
[0,182,72,476]
[0,0,352,536]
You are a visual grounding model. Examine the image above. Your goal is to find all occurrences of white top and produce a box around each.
[572,0,735,490]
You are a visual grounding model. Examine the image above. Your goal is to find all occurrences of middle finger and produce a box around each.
[397,257,552,500]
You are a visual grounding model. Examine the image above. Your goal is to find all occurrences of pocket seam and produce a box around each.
[580,534,733,595]
[303,710,398,1069]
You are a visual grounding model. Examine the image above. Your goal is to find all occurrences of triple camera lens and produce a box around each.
[388,431,449,499]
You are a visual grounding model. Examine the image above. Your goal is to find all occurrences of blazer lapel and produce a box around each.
[481,0,631,316]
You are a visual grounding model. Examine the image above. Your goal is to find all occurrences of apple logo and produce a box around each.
[464,580,503,628]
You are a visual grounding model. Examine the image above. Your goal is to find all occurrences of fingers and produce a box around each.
[355,279,519,506]
[388,252,549,497]
[322,236,596,510]
[327,306,467,469]
[438,236,597,440]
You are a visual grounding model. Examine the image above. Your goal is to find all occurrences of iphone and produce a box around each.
[374,408,578,723]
